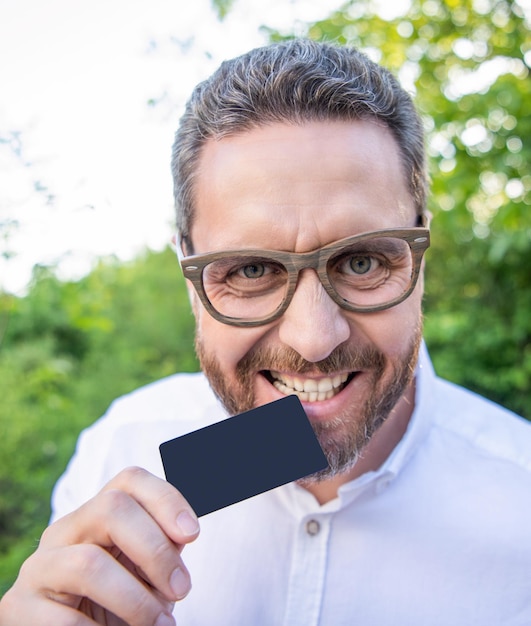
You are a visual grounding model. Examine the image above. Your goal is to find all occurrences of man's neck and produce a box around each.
[302,380,416,505]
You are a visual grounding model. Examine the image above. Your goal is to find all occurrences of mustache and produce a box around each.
[236,343,386,378]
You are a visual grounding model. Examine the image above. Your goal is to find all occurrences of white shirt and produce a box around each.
[52,343,531,625]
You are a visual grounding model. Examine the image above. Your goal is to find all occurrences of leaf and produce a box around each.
[210,0,236,20]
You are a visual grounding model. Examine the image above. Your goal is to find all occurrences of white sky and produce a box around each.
[0,0,342,294]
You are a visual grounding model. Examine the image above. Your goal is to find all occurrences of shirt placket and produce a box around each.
[282,513,332,626]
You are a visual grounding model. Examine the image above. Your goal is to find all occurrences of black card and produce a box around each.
[159,395,328,517]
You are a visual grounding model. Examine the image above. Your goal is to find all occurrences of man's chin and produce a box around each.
[304,412,373,481]
[196,326,422,482]
[297,453,361,485]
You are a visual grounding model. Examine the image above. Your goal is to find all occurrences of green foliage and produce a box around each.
[265,0,531,418]
[210,0,236,20]
[0,248,198,593]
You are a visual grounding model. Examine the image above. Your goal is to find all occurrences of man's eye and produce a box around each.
[344,255,380,275]
[239,263,266,279]
[349,256,373,274]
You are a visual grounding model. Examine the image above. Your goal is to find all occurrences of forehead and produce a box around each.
[191,120,415,253]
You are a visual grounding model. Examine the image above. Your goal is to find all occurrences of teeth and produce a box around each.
[270,371,350,402]
[293,377,304,391]
[304,379,318,392]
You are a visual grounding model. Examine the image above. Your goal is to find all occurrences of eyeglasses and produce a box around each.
[179,219,430,328]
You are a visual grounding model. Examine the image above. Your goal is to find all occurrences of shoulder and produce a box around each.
[103,371,218,426]
[79,370,225,451]
[430,376,531,473]
[407,372,531,546]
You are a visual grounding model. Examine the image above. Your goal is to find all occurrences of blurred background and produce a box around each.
[1,0,530,593]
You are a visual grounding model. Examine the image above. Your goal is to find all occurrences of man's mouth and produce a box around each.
[264,370,354,402]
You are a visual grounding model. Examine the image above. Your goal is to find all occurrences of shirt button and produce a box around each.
[377,476,392,493]
[305,519,321,536]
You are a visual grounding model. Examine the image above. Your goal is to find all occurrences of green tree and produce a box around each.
[0,248,198,593]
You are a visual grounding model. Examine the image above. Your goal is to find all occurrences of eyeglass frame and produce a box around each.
[177,215,430,328]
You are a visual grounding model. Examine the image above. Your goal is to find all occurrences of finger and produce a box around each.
[32,544,176,626]
[43,488,192,602]
[47,467,199,548]
[105,467,200,545]
[0,588,99,626]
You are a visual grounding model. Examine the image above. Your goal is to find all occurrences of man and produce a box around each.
[1,39,530,626]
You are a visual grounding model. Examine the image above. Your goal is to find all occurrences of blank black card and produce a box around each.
[159,395,328,517]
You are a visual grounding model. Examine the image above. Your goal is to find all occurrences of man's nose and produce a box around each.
[277,269,351,363]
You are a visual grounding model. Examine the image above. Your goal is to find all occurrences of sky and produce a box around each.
[0,0,345,294]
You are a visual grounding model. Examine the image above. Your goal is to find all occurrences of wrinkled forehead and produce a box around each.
[189,120,416,255]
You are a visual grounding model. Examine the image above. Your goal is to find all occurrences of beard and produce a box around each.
[195,324,422,482]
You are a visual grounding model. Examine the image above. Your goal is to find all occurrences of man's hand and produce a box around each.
[0,467,200,626]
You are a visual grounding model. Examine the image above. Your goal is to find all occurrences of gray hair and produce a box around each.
[171,38,428,251]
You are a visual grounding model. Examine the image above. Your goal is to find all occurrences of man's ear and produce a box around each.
[416,210,431,297]
[418,257,427,298]
[172,233,198,315]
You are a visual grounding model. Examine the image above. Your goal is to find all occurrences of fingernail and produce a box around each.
[155,612,176,626]
[170,566,191,600]
[176,510,199,536]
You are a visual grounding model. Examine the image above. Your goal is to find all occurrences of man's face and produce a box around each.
[187,120,424,480]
